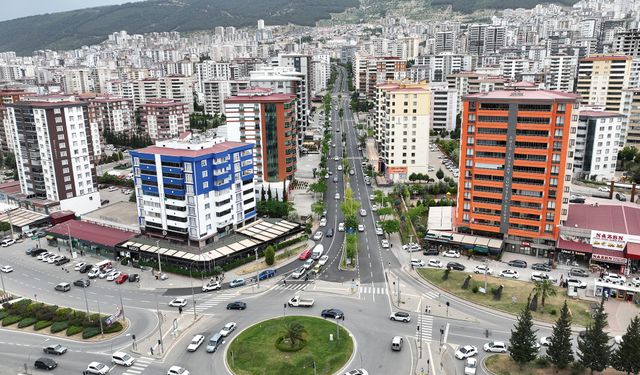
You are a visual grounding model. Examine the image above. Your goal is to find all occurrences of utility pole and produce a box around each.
[155,295,164,353]
[155,240,162,275]
[419,295,423,359]
[255,249,260,288]
[189,263,196,320]
[397,274,401,305]
[97,298,104,338]
[484,258,488,292]
[82,283,90,316]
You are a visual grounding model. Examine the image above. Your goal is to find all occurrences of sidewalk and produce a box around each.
[414,341,457,375]
[130,310,202,359]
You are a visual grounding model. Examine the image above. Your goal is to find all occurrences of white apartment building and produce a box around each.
[202,80,249,116]
[431,83,458,132]
[574,111,624,181]
[544,55,578,92]
[107,75,194,112]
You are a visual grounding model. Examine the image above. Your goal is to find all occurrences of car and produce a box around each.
[455,345,479,359]
[423,248,439,256]
[74,262,87,271]
[335,193,341,200]
[334,156,340,161]
[381,239,389,248]
[0,265,13,273]
[48,255,62,264]
[337,165,343,171]
[570,268,589,277]
[390,311,411,322]
[313,231,324,241]
[187,335,205,352]
[87,268,100,278]
[349,169,355,175]
[531,263,552,272]
[83,362,109,375]
[108,186,118,192]
[74,279,90,287]
[427,259,443,268]
[55,256,71,266]
[442,250,460,258]
[303,259,315,270]
[226,301,247,310]
[219,322,237,337]
[169,298,188,308]
[375,227,383,236]
[43,344,67,355]
[321,308,344,319]
[473,265,493,275]
[499,269,520,279]
[128,274,140,282]
[603,273,626,284]
[333,176,338,183]
[319,218,327,227]
[410,259,426,268]
[111,351,135,366]
[202,281,222,292]
[464,358,477,375]
[508,260,528,268]
[292,267,306,279]
[616,193,627,201]
[343,369,369,375]
[115,274,129,284]
[79,264,93,273]
[483,341,508,353]
[531,271,555,282]
[326,228,334,238]
[101,199,110,205]
[359,208,367,217]
[37,252,50,260]
[229,278,246,288]
[34,357,57,370]
[369,194,375,200]
[298,249,312,260]
[54,282,71,292]
[107,271,122,281]
[598,186,610,193]
[357,224,365,232]
[566,278,587,289]
[569,196,586,203]
[338,222,345,232]
[98,269,112,278]
[446,262,466,271]
[318,255,329,266]
[0,238,15,247]
[540,336,551,346]
[29,248,47,257]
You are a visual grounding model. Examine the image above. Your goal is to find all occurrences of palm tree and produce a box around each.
[532,279,557,308]
[282,322,307,348]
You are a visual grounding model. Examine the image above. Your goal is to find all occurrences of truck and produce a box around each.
[288,295,315,307]
[311,244,324,260]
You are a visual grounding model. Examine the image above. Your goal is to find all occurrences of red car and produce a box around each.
[114,274,129,284]
[298,249,311,260]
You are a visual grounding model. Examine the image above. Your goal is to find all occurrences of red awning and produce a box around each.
[591,248,627,265]
[556,238,593,254]
[625,242,640,260]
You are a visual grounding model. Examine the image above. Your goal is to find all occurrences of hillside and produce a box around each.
[0,0,358,55]
[430,0,578,13]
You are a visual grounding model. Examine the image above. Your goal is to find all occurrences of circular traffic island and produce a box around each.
[227,316,353,375]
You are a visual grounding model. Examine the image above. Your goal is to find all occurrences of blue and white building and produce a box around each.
[130,132,256,247]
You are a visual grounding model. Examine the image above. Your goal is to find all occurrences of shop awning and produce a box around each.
[488,239,503,250]
[592,248,626,265]
[625,242,640,260]
[556,238,593,254]
[473,245,489,254]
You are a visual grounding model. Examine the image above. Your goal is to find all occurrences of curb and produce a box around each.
[480,354,500,375]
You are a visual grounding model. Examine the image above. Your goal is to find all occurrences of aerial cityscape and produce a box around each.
[1,0,640,374]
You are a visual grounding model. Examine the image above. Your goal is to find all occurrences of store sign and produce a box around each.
[590,230,626,251]
[591,253,627,265]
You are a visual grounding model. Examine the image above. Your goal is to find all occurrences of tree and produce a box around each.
[380,220,400,238]
[547,301,574,370]
[612,315,640,374]
[436,168,444,181]
[619,146,638,163]
[309,181,327,199]
[4,153,16,169]
[0,221,11,233]
[281,321,306,348]
[532,280,557,308]
[261,186,266,201]
[377,207,394,219]
[578,299,612,374]
[509,297,539,366]
[311,201,326,218]
[264,245,275,266]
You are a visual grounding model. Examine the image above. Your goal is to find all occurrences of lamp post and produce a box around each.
[116,282,126,321]
[484,258,489,292]
[82,283,90,316]
[97,298,104,338]
[155,294,164,353]
[255,249,260,289]
[0,270,5,295]
[64,223,75,258]
[155,240,162,275]
[188,262,197,320]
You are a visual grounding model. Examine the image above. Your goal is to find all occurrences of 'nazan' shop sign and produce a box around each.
[589,230,626,251]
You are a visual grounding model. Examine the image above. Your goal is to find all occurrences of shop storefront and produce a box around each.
[424,230,502,256]
[594,279,640,304]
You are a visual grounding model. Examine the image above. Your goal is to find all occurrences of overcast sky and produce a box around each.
[0,0,146,22]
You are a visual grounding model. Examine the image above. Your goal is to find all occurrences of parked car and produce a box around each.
[43,344,67,355]
[566,278,587,289]
[473,265,493,275]
[389,311,411,323]
[226,301,247,310]
[423,248,439,256]
[202,281,221,292]
[338,223,345,232]
[483,341,508,353]
[79,264,93,273]
[598,186,610,193]
[381,239,389,248]
[0,238,15,247]
[603,273,626,284]
[455,345,479,359]
[106,271,122,281]
[73,279,90,288]
[114,274,129,284]
[446,262,465,271]
[442,250,460,258]
[427,259,443,268]
[187,335,205,352]
[410,259,426,268]
[229,278,246,288]
[499,269,520,279]
[507,260,528,268]
[34,358,57,370]
[74,262,87,271]
[531,271,555,282]
[570,268,588,277]
[531,263,552,272]
[298,249,312,260]
[321,308,344,319]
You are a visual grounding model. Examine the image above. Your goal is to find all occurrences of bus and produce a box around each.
[95,260,112,270]
[311,244,324,260]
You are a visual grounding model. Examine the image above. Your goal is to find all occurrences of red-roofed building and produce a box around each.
[46,220,137,253]
[140,98,189,141]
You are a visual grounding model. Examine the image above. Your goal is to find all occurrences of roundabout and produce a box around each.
[226,316,354,375]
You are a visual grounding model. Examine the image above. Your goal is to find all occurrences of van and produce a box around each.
[206,333,223,353]
[391,336,403,351]
[95,260,113,270]
[311,245,324,260]
[54,283,71,292]
[111,351,135,366]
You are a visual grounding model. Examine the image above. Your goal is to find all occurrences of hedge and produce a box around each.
[51,321,69,333]
[82,326,102,339]
[18,317,37,328]
[34,320,53,331]
[2,315,21,326]
[0,310,7,320]
[276,235,308,250]
[103,321,123,334]
[66,325,83,336]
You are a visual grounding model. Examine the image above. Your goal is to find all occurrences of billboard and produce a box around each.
[589,230,625,251]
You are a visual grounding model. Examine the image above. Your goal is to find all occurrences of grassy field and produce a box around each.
[227,316,353,375]
[417,269,594,326]
[485,354,626,375]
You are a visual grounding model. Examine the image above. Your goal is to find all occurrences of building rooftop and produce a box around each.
[225,92,296,103]
[580,55,631,62]
[134,141,250,158]
[564,204,640,235]
[579,110,625,118]
[464,89,579,101]
[47,220,137,248]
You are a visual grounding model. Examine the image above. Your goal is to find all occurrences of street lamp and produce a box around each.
[255,249,260,289]
[155,240,162,276]
[116,281,126,321]
[64,223,75,258]
[0,270,5,295]
[188,262,197,320]
[82,283,90,316]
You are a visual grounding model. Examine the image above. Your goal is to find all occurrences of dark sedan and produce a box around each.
[73,279,90,288]
[321,308,344,319]
[34,358,57,370]
[226,301,247,310]
[508,260,528,268]
[79,264,93,273]
[446,262,465,271]
[531,263,552,272]
[423,248,439,256]
[43,344,67,355]
[326,228,334,238]
[54,257,71,266]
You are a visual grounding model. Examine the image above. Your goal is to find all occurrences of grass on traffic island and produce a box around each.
[0,298,124,340]
[227,316,353,375]
[417,269,594,327]
[485,354,626,375]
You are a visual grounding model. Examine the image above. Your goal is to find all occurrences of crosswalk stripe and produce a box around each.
[138,357,154,362]
[124,371,142,375]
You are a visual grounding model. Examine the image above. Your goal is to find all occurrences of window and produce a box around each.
[201,160,207,167]
[203,181,208,189]
[555,116,564,126]
[202,170,208,178]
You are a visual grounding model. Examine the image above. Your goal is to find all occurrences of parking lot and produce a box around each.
[428,141,458,180]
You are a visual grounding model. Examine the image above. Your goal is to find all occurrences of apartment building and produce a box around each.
[84,95,135,135]
[107,75,194,112]
[436,31,456,54]
[613,29,640,57]
[224,88,297,191]
[374,81,431,182]
[622,88,640,147]
[354,54,407,100]
[544,55,578,92]
[5,95,101,214]
[201,80,250,116]
[130,134,256,247]
[457,89,579,256]
[573,111,623,181]
[431,83,458,132]
[0,88,34,154]
[140,98,189,141]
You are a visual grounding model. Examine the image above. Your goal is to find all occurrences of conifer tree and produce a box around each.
[578,299,612,374]
[547,301,573,370]
[612,315,640,375]
[509,297,539,366]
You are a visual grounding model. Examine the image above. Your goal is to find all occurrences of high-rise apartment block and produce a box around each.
[436,31,456,54]
[140,98,190,140]
[107,75,194,112]
[0,88,34,154]
[613,29,640,57]
[84,95,135,135]
[130,134,256,246]
[573,111,623,181]
[202,80,249,116]
[457,90,579,256]
[354,55,407,100]
[544,55,578,92]
[431,83,458,132]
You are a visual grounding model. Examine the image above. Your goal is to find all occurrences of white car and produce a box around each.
[0,238,15,247]
[603,273,626,284]
[357,224,365,232]
[375,227,383,236]
[473,265,493,275]
[98,269,112,278]
[369,194,375,200]
[334,156,339,161]
[167,366,190,375]
[303,259,315,270]
[219,322,237,337]
[410,259,426,268]
[464,358,477,375]
[335,193,341,200]
[202,281,221,292]
[313,231,324,241]
[381,239,389,248]
[540,336,551,346]
[292,267,305,279]
[371,204,379,212]
[531,271,555,282]
[338,222,345,232]
[48,255,62,264]
[87,268,100,278]
[442,250,461,258]
[106,271,122,281]
[598,186,609,192]
[74,262,86,271]
[169,298,188,308]
[566,278,587,289]
[427,259,443,268]
[499,269,520,279]
[343,369,369,375]
[483,341,508,353]
[187,334,205,352]
[318,255,329,266]
[37,252,50,260]
[0,265,13,273]
[402,243,421,252]
[359,209,367,217]
[455,345,479,359]
[337,165,343,171]
[319,218,327,227]
[85,362,110,374]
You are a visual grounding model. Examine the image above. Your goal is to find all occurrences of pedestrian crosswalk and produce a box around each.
[359,286,387,295]
[423,290,440,300]
[272,283,309,292]
[122,356,153,375]
[416,314,434,341]
[195,293,237,313]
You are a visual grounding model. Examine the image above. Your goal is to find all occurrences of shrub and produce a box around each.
[35,305,57,322]
[533,356,549,368]
[121,257,129,266]
[51,321,69,333]
[472,285,479,294]
[442,269,450,281]
[571,362,586,375]
[70,311,87,326]
[18,317,37,328]
[53,308,72,322]
[82,326,102,339]
[2,315,22,326]
[104,321,123,334]
[34,320,53,330]
[0,310,7,320]
[66,325,84,336]
[550,309,557,315]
